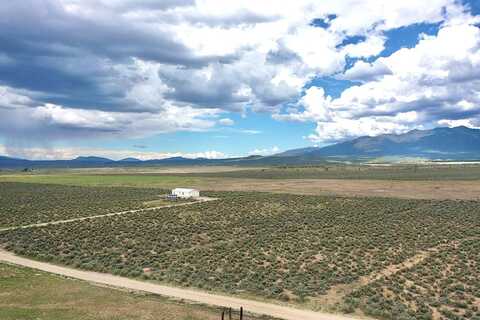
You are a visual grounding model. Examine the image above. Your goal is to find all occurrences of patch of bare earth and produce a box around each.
[190,178,480,200]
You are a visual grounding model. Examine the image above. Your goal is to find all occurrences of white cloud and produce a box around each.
[240,129,262,134]
[324,0,457,35]
[340,59,392,82]
[281,25,344,73]
[307,116,414,143]
[218,118,234,125]
[274,86,332,122]
[342,35,386,58]
[0,144,226,161]
[437,118,480,128]
[0,89,221,141]
[249,146,280,156]
[0,86,36,109]
[279,16,480,143]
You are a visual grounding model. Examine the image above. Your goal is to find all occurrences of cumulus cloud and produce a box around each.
[0,0,477,151]
[279,14,480,143]
[438,118,480,128]
[0,88,220,142]
[340,60,392,82]
[341,35,386,58]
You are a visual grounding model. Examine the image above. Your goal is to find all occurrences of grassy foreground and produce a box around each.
[0,263,225,320]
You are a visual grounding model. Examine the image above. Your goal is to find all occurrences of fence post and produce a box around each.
[228,307,232,320]
[240,307,243,320]
[221,309,225,320]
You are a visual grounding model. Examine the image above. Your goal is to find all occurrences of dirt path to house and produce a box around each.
[0,250,366,320]
[0,197,217,232]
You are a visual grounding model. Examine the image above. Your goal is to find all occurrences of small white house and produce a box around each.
[171,188,200,199]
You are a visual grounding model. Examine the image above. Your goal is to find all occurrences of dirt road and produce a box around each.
[0,250,365,320]
[0,197,217,232]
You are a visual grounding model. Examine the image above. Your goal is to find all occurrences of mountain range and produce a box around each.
[275,126,480,159]
[1,126,480,168]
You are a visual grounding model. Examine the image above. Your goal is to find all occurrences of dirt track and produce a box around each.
[0,197,217,232]
[0,250,366,320]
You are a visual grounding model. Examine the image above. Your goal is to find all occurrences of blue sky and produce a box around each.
[0,1,479,160]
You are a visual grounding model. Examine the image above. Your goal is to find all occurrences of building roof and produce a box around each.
[172,188,199,192]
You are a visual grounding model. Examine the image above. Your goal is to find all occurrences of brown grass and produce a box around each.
[178,178,480,200]
[0,262,226,320]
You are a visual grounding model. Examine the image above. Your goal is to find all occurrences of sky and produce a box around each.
[1,0,480,160]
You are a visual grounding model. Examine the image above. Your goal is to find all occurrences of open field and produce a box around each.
[0,262,248,320]
[179,164,480,181]
[1,183,478,319]
[65,166,266,174]
[0,173,195,188]
[1,173,480,200]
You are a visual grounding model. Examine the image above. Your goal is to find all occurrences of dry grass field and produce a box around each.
[0,262,243,320]
[2,164,480,200]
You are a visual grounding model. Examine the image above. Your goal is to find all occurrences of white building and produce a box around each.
[171,188,200,199]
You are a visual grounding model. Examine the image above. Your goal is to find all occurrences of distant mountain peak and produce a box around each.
[73,156,113,162]
[118,157,142,162]
[276,126,480,160]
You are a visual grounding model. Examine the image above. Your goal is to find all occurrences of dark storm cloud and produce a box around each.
[0,1,227,111]
[0,1,212,66]
[159,65,249,110]
[0,1,295,116]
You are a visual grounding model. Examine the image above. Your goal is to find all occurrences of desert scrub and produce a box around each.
[0,182,164,228]
[345,239,480,320]
[0,191,478,313]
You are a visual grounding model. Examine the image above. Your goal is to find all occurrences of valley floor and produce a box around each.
[2,173,480,200]
[0,168,478,320]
